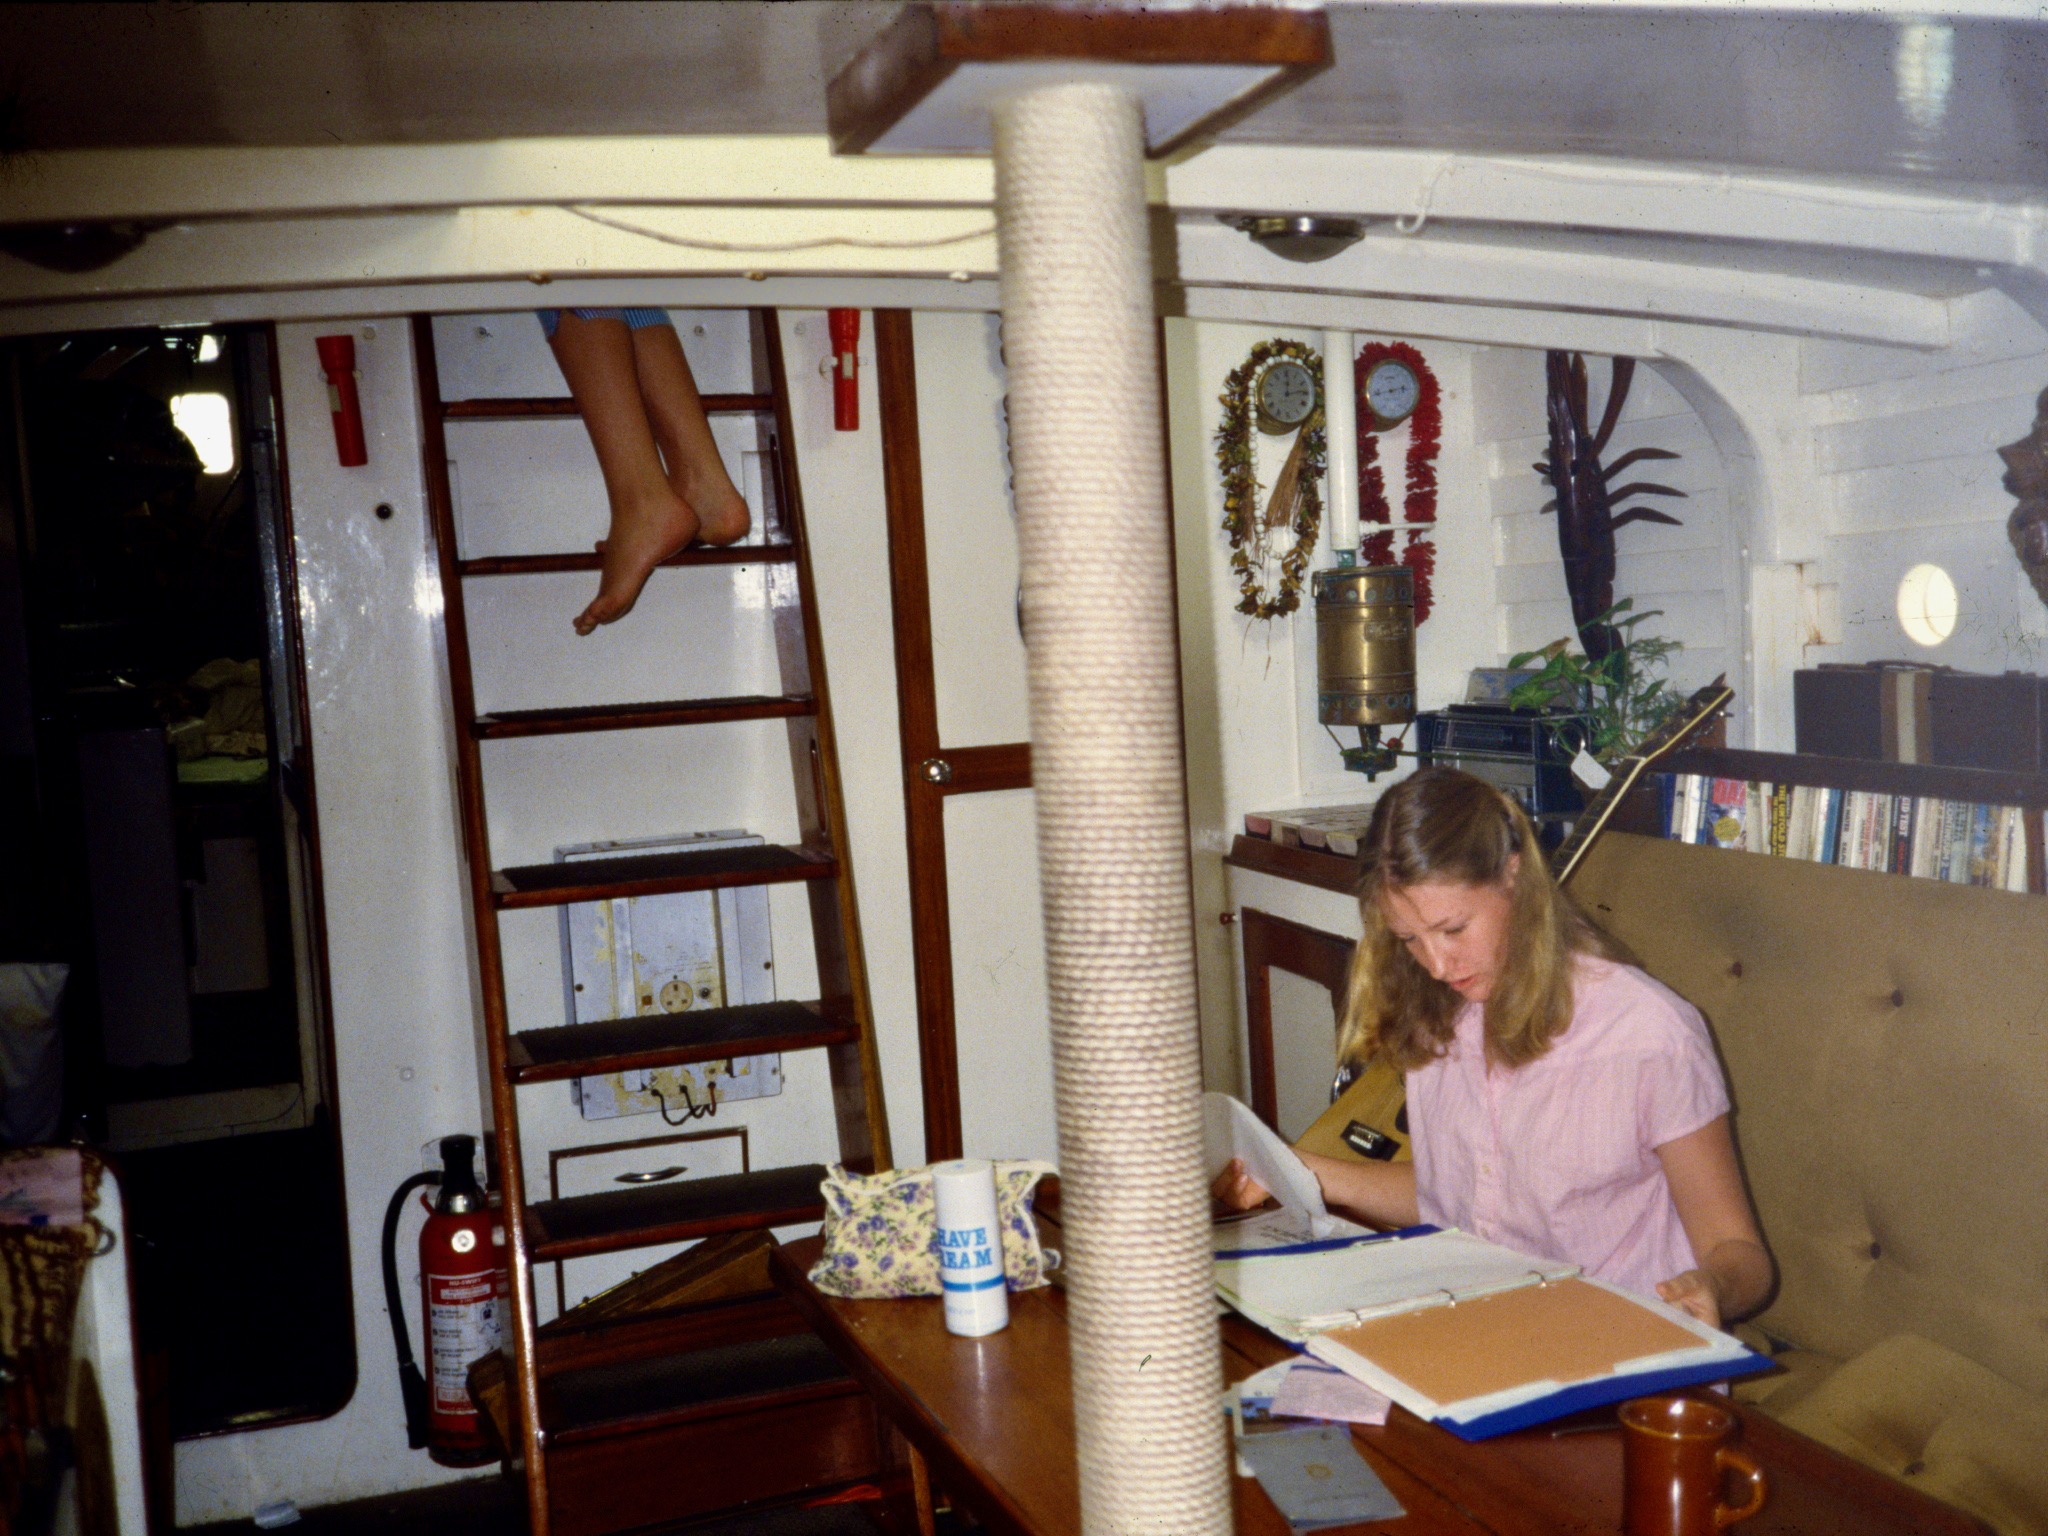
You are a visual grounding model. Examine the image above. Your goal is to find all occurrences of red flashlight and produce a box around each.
[828,309,860,432]
[315,334,368,467]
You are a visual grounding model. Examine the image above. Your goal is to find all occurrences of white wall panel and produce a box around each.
[1474,344,1745,738]
[943,790,1057,1166]
[175,320,487,1522]
[1803,289,2048,675]
[1167,319,1499,1098]
[913,310,1031,750]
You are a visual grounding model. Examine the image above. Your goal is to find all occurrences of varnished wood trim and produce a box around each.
[410,314,551,1528]
[932,742,1030,796]
[877,308,965,1164]
[505,999,857,1085]
[769,1245,1044,1536]
[445,393,770,420]
[473,694,814,740]
[458,544,795,577]
[490,844,835,910]
[828,3,1332,157]
[1224,833,1364,895]
[763,308,895,1174]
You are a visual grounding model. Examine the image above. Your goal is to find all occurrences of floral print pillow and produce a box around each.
[807,1160,1058,1298]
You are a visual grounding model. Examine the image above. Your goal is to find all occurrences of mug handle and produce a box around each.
[1714,1445,1768,1528]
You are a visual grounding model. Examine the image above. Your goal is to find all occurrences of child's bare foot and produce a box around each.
[676,466,751,547]
[575,488,699,635]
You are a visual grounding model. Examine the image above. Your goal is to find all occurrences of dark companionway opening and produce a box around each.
[0,324,355,1438]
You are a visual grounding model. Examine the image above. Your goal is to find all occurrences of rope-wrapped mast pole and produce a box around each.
[993,82,1231,1536]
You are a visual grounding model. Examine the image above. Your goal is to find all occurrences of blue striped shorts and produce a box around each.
[536,307,671,340]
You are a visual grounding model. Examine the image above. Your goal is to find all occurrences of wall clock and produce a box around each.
[1256,357,1318,434]
[1364,357,1421,430]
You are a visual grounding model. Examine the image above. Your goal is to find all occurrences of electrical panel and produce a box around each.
[556,831,782,1121]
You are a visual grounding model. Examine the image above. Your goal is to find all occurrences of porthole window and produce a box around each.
[1897,563,1958,647]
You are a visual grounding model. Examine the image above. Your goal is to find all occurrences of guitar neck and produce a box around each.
[1553,680,1733,885]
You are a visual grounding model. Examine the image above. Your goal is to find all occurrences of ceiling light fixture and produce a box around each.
[1229,214,1367,263]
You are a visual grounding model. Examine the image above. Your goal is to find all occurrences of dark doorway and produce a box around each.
[1,325,355,1436]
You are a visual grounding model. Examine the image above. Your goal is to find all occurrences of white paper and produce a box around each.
[1270,1360,1393,1426]
[1214,1227,1578,1339]
[1204,1093,1367,1251]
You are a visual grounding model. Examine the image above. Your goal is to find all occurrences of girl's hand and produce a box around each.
[1211,1158,1271,1214]
[1656,1269,1723,1329]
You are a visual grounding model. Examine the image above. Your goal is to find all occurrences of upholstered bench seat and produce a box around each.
[1573,835,2048,1536]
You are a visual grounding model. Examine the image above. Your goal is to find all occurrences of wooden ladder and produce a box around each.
[412,308,894,1536]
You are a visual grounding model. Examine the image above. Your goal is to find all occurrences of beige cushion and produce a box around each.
[1727,1323,1839,1416]
[1569,835,2048,1398]
[1777,1334,2048,1536]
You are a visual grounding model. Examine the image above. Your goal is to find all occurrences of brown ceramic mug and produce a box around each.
[1619,1395,1767,1536]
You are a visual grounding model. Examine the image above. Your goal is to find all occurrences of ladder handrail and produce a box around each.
[411,315,552,1520]
[414,308,893,1535]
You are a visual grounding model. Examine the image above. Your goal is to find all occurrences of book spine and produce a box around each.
[1968,803,1998,887]
[1820,788,1845,865]
[1743,782,1769,853]
[1891,795,1915,875]
[1945,800,1972,884]
[1787,785,1815,861]
[2001,806,2028,893]
[1769,785,1790,858]
[1911,797,1942,879]
[1656,773,1677,839]
[1840,792,1866,869]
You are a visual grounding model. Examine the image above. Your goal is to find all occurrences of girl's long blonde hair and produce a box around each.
[1340,767,1624,1072]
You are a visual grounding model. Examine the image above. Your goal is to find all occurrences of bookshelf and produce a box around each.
[1633,746,2048,896]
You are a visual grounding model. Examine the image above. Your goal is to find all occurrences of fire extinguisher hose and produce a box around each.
[382,1169,441,1450]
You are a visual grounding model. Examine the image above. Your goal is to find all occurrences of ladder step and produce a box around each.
[474,694,816,740]
[528,1163,828,1262]
[542,1332,851,1445]
[458,543,797,578]
[491,843,835,910]
[506,1000,856,1084]
[444,393,773,421]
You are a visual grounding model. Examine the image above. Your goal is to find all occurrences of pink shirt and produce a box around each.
[1406,956,1729,1299]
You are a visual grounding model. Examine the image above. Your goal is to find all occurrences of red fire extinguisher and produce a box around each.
[827,309,860,431]
[382,1134,502,1466]
[315,333,369,467]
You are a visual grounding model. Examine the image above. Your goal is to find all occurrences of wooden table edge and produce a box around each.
[771,1240,1047,1536]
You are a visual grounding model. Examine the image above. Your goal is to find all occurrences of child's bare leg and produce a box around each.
[547,312,699,634]
[630,324,752,546]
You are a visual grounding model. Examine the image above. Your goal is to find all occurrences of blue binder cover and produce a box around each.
[1435,1350,1775,1440]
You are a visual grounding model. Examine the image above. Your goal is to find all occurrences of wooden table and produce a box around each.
[771,1228,1986,1536]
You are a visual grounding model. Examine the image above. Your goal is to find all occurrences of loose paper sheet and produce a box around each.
[1269,1360,1393,1426]
[1204,1093,1367,1250]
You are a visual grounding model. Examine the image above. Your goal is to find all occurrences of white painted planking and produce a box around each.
[173,320,490,1521]
[1166,318,1502,1098]
[913,310,1031,750]
[1814,390,2040,475]
[1476,343,1742,734]
[430,309,758,400]
[1830,456,2016,534]
[942,790,1058,1165]
[772,310,931,1171]
[1801,287,2048,674]
[1797,290,2045,396]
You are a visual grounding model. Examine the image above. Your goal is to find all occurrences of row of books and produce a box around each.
[1655,774,2040,892]
[1243,804,1374,858]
